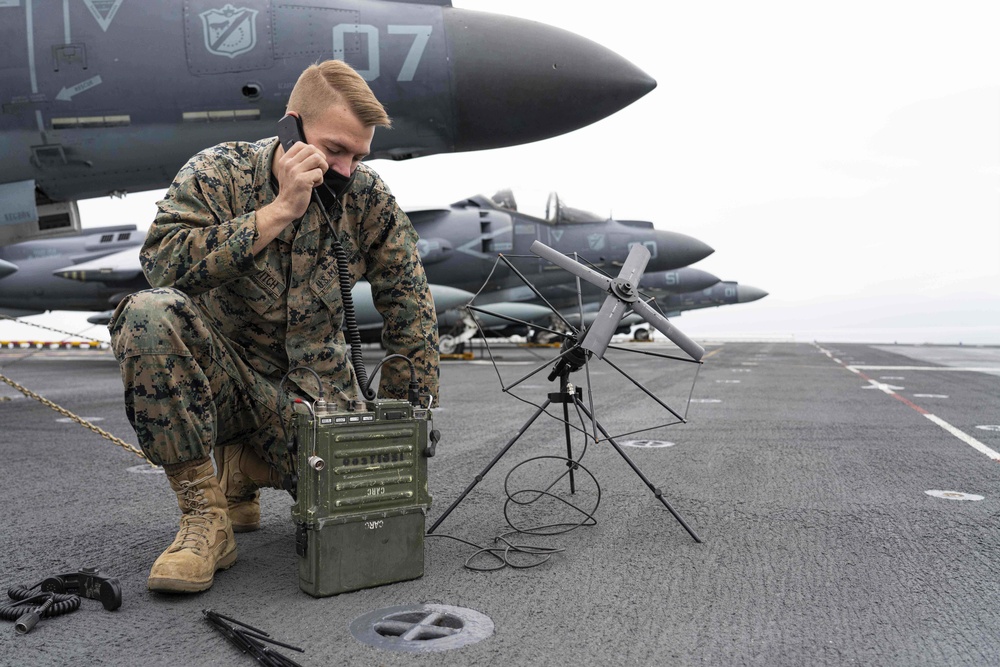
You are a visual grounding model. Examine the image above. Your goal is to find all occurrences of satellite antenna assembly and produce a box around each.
[427,241,705,542]
[530,240,705,362]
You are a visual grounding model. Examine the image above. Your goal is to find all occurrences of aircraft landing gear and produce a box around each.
[529,314,571,345]
[438,335,464,355]
[438,308,478,355]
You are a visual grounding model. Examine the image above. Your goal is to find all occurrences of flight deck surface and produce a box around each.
[1,340,998,666]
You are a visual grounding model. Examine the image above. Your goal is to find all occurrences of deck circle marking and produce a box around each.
[351,604,494,653]
[621,440,676,448]
[925,490,984,501]
[975,425,1000,432]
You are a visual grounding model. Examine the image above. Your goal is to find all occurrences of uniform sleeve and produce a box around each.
[354,174,440,405]
[141,146,260,295]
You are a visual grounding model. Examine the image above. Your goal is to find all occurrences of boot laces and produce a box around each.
[172,473,219,554]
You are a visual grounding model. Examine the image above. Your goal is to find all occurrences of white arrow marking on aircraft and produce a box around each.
[56,75,103,101]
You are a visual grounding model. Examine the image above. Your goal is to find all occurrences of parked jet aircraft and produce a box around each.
[656,281,769,317]
[413,190,719,347]
[414,191,714,298]
[618,281,768,342]
[0,224,479,333]
[0,0,656,245]
[0,191,720,347]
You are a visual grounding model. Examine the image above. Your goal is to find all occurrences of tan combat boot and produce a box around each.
[147,457,237,593]
[213,443,284,533]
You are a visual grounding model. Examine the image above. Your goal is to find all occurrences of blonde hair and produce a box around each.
[286,60,391,128]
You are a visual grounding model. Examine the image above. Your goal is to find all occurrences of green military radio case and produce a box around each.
[290,399,435,597]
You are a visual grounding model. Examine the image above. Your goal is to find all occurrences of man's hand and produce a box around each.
[255,141,327,253]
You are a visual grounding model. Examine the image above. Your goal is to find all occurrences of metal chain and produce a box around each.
[0,371,154,466]
[0,314,155,465]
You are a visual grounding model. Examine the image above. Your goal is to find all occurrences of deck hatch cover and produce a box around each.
[351,604,493,653]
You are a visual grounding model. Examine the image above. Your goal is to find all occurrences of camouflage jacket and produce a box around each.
[142,137,439,405]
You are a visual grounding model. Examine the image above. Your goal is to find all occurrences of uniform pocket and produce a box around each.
[225,268,284,316]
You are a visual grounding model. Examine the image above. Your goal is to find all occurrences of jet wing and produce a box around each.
[352,282,474,330]
[84,281,476,329]
[0,259,17,279]
[53,246,146,286]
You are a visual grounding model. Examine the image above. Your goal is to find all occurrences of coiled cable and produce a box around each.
[2,583,81,633]
[428,398,600,571]
[330,234,372,399]
[313,185,372,400]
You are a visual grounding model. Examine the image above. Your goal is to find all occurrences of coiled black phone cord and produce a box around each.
[330,235,372,399]
[2,583,80,622]
[313,185,373,401]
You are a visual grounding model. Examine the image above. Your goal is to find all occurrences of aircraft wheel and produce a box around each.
[439,335,457,355]
[633,327,651,342]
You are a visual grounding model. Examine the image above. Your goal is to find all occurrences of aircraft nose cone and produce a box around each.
[0,259,17,279]
[444,8,656,151]
[651,230,714,271]
[737,285,768,303]
[678,267,722,292]
[640,267,721,294]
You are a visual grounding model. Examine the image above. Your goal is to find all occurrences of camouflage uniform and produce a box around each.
[110,138,439,478]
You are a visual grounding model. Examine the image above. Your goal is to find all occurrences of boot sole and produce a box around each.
[232,522,260,533]
[147,548,238,594]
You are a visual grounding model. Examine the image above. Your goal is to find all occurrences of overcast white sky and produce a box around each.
[5,0,999,345]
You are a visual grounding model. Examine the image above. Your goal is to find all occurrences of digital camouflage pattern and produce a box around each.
[110,138,439,468]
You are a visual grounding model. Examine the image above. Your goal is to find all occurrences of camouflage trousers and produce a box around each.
[109,287,297,480]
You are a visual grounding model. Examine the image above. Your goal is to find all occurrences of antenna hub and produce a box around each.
[610,278,638,303]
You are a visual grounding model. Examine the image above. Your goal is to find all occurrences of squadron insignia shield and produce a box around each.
[200,4,258,58]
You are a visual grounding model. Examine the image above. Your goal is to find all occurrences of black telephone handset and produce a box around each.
[277,113,306,153]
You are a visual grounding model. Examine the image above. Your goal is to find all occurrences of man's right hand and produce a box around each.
[255,141,327,253]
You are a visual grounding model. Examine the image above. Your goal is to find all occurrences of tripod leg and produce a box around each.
[561,397,576,494]
[427,399,552,534]
[575,399,702,543]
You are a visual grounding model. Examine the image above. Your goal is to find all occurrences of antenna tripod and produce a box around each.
[428,240,707,542]
[427,346,702,542]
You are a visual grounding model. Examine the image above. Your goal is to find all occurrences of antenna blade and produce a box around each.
[580,295,627,359]
[632,299,705,361]
[529,240,612,291]
[618,243,651,284]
